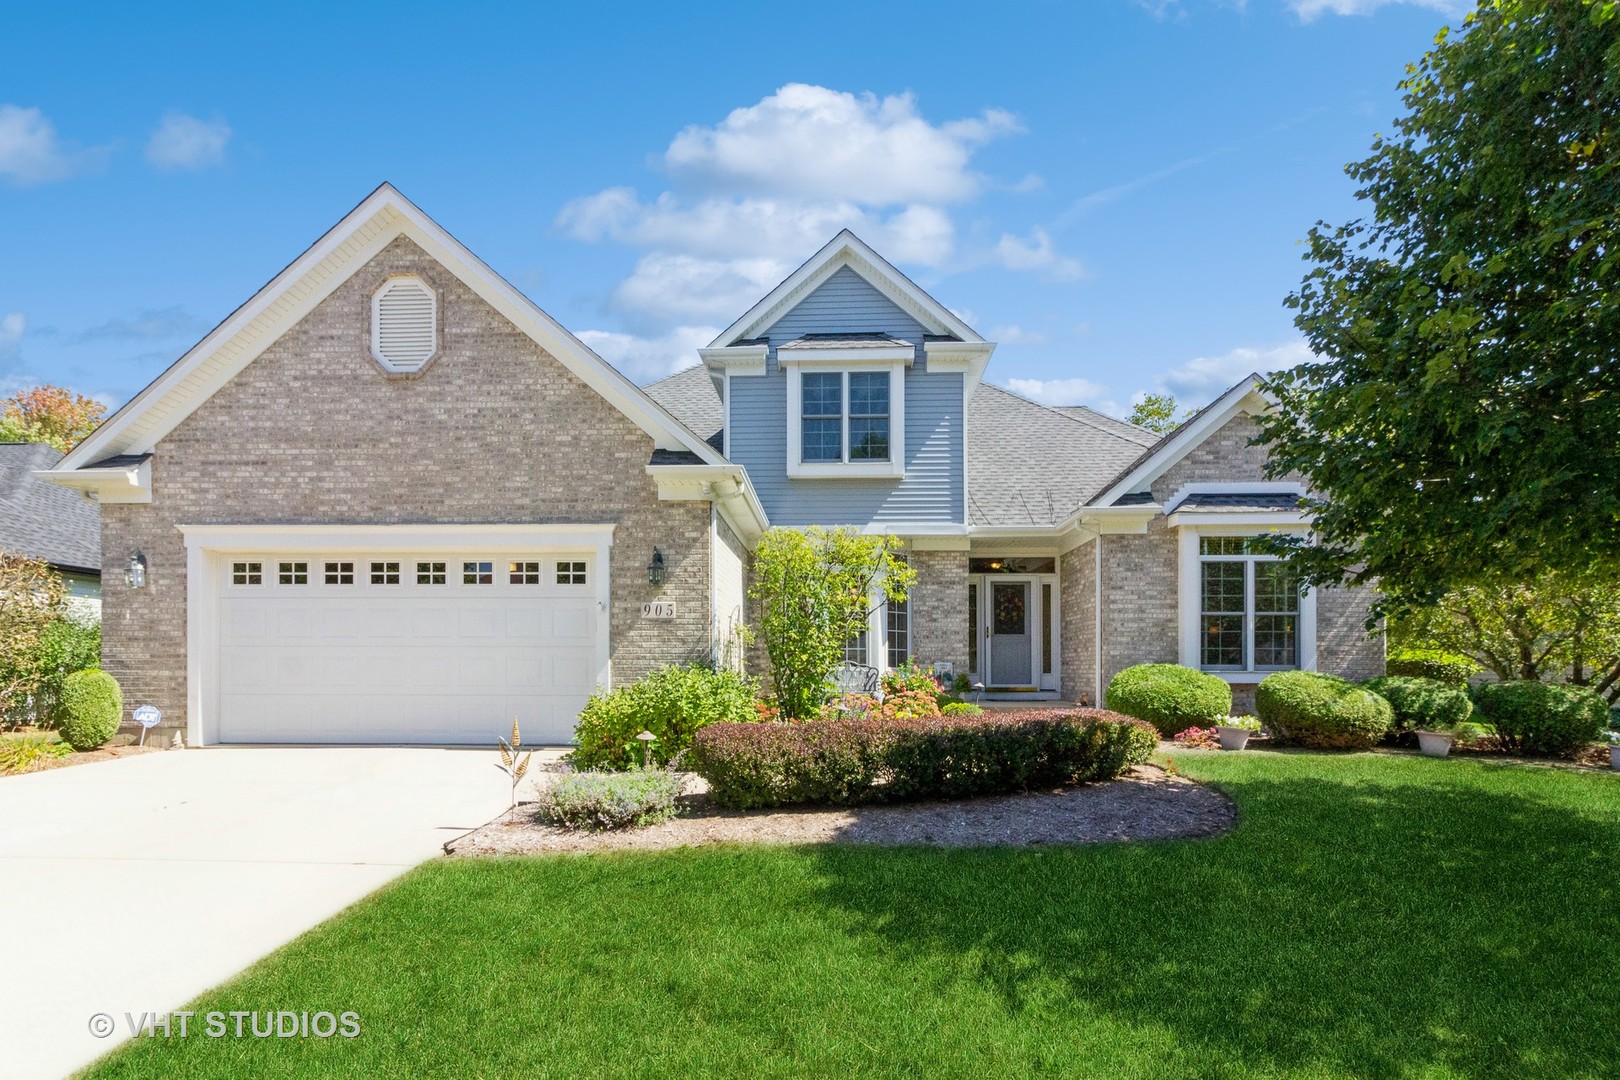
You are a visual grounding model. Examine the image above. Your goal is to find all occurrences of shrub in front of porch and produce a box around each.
[1471,680,1607,758]
[1362,675,1473,737]
[56,669,123,752]
[1257,671,1392,750]
[1105,663,1232,736]
[689,709,1157,810]
[571,664,759,770]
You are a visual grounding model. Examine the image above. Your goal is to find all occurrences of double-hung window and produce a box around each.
[1199,537,1300,671]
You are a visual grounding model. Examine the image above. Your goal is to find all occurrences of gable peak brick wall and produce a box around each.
[100,235,712,736]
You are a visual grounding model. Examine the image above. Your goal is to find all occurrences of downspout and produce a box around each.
[1094,534,1103,708]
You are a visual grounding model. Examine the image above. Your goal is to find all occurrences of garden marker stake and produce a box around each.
[495,719,533,809]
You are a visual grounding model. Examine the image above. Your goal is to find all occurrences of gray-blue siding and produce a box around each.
[728,265,965,528]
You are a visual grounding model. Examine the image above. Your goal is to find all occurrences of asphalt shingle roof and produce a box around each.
[642,365,725,453]
[777,333,913,350]
[1172,492,1305,513]
[0,443,100,574]
[967,385,1154,526]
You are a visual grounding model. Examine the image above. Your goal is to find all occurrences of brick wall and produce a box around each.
[908,549,969,677]
[101,235,713,739]
[1059,542,1096,705]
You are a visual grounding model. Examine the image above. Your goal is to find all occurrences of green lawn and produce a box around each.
[86,751,1620,1079]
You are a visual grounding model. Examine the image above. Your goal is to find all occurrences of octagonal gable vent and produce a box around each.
[371,277,437,372]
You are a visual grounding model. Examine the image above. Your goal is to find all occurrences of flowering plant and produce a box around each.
[1173,726,1221,749]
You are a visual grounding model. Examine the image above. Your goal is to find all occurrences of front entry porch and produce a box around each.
[965,556,1060,698]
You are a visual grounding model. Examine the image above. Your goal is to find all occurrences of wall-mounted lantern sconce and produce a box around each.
[124,550,148,590]
[647,548,667,588]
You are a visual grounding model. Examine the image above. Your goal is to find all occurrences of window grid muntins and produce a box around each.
[556,561,587,585]
[801,372,843,463]
[848,372,890,461]
[277,561,308,586]
[370,561,400,586]
[886,564,910,670]
[510,561,541,585]
[463,561,494,585]
[232,561,262,586]
[416,561,446,585]
[1199,537,1299,671]
[324,561,354,586]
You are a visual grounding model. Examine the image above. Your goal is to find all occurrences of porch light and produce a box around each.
[124,550,147,590]
[647,548,667,588]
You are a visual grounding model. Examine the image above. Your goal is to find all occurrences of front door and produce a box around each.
[988,579,1034,687]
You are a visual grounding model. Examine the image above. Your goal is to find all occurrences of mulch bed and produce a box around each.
[0,732,166,777]
[446,764,1237,856]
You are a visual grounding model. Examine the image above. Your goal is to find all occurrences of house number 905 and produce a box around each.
[641,601,677,620]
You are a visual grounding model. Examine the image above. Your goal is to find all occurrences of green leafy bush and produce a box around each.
[880,689,940,721]
[940,702,983,717]
[0,734,72,774]
[881,662,940,697]
[1105,663,1232,735]
[1256,671,1392,750]
[690,709,1157,810]
[1386,648,1481,686]
[56,669,122,751]
[572,664,759,770]
[1363,675,1474,735]
[1471,680,1607,757]
[0,615,99,728]
[535,768,682,830]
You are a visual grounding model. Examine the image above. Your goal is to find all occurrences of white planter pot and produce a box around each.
[1215,726,1253,752]
[1610,745,1619,771]
[1415,730,1454,758]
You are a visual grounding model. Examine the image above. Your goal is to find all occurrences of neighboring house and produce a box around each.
[1,441,101,617]
[43,184,1380,747]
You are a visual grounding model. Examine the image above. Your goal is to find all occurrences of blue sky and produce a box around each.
[0,0,1467,417]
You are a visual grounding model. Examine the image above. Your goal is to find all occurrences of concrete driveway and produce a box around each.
[0,746,518,1080]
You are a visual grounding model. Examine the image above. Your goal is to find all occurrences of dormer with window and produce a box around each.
[782,334,909,478]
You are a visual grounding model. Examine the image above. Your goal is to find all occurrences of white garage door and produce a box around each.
[217,553,601,745]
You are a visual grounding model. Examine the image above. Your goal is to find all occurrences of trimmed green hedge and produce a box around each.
[572,664,759,770]
[1386,648,1481,686]
[1105,663,1232,736]
[57,669,123,751]
[1472,680,1607,758]
[1363,675,1474,735]
[690,709,1159,810]
[1256,671,1392,750]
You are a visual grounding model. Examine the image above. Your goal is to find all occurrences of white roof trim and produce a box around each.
[708,229,983,349]
[644,464,769,544]
[1091,374,1274,508]
[1162,480,1306,515]
[59,183,728,471]
[1165,510,1313,528]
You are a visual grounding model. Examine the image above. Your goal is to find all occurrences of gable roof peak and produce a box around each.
[709,229,984,349]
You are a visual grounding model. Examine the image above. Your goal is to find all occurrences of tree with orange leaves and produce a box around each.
[0,385,106,453]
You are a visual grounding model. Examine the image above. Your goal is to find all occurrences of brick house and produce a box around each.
[43,185,1380,746]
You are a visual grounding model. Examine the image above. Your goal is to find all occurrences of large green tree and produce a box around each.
[1256,1,1620,612]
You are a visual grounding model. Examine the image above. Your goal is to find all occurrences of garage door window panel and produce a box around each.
[417,561,446,585]
[370,561,401,585]
[324,561,354,586]
[510,561,541,585]
[464,561,493,585]
[557,561,587,585]
[277,561,308,586]
[232,562,262,586]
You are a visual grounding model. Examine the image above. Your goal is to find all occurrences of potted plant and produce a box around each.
[1414,726,1456,758]
[1213,714,1263,751]
[1606,728,1620,771]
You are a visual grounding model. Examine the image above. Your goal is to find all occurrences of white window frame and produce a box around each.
[784,361,905,478]
[1177,526,1316,683]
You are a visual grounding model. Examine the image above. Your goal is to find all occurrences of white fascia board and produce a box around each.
[37,462,152,504]
[176,522,617,553]
[859,522,969,537]
[1064,505,1161,534]
[700,344,767,376]
[644,464,769,544]
[1166,510,1313,529]
[776,346,914,364]
[710,230,983,348]
[1162,480,1305,514]
[922,340,994,373]
[1092,374,1275,507]
[907,534,972,552]
[62,184,728,470]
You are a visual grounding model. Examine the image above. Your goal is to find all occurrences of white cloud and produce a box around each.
[558,84,1082,350]
[0,312,24,362]
[1004,376,1122,414]
[75,305,208,342]
[0,106,103,185]
[145,111,231,170]
[988,324,1047,346]
[1289,0,1467,19]
[664,84,1019,205]
[1156,340,1316,400]
[575,325,719,385]
[992,228,1085,282]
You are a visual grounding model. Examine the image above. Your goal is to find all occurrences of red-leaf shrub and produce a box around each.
[690,709,1158,809]
[1173,726,1221,749]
